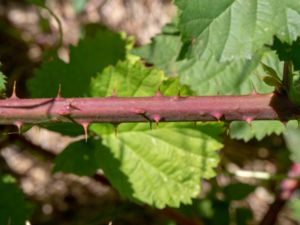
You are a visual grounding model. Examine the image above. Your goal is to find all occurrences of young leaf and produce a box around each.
[0,64,6,94]
[175,0,300,61]
[28,29,126,98]
[229,121,286,142]
[89,60,224,208]
[0,175,33,225]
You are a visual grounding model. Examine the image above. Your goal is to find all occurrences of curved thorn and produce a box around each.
[81,122,89,142]
[155,87,162,97]
[10,81,18,99]
[211,112,222,121]
[56,83,62,98]
[14,121,23,134]
[243,116,254,126]
[151,114,161,127]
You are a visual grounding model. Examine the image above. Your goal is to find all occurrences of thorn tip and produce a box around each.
[57,84,62,98]
[10,81,18,99]
[81,122,89,142]
[14,121,23,134]
[211,112,222,121]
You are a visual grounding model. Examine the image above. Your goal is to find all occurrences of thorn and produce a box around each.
[243,116,254,126]
[10,81,18,99]
[81,122,89,142]
[56,83,62,98]
[14,121,23,134]
[155,88,162,97]
[211,112,222,121]
[151,114,161,127]
[251,89,258,96]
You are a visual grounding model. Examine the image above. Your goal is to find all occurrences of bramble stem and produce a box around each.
[0,93,300,126]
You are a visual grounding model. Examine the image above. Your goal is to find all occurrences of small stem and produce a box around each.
[42,6,63,49]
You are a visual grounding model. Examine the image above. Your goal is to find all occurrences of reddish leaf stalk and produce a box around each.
[1,92,300,129]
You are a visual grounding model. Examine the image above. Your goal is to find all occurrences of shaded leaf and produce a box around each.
[224,183,255,201]
[28,29,126,98]
[53,139,103,176]
[0,175,33,225]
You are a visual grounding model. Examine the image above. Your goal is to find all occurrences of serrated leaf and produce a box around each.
[53,139,103,176]
[98,122,223,209]
[177,51,277,95]
[288,73,300,105]
[89,60,224,208]
[272,37,300,71]
[284,127,300,163]
[132,28,182,74]
[90,61,164,97]
[28,29,126,98]
[229,121,285,142]
[175,0,300,61]
[0,175,33,225]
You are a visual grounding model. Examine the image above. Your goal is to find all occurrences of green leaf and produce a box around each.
[288,73,300,105]
[177,51,276,95]
[98,122,223,208]
[28,29,126,98]
[229,121,286,142]
[223,183,255,201]
[284,127,300,163]
[271,37,300,71]
[90,60,224,208]
[132,22,182,74]
[53,139,103,176]
[0,175,33,225]
[175,0,300,61]
[90,61,164,97]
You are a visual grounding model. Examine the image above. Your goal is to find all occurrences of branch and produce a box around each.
[1,92,300,128]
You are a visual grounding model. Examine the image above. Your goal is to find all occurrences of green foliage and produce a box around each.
[284,127,300,162]
[175,0,300,61]
[53,139,104,176]
[0,64,6,94]
[289,198,300,222]
[223,183,255,201]
[28,29,126,98]
[0,175,33,225]
[272,37,300,70]
[89,61,223,208]
[229,121,286,142]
